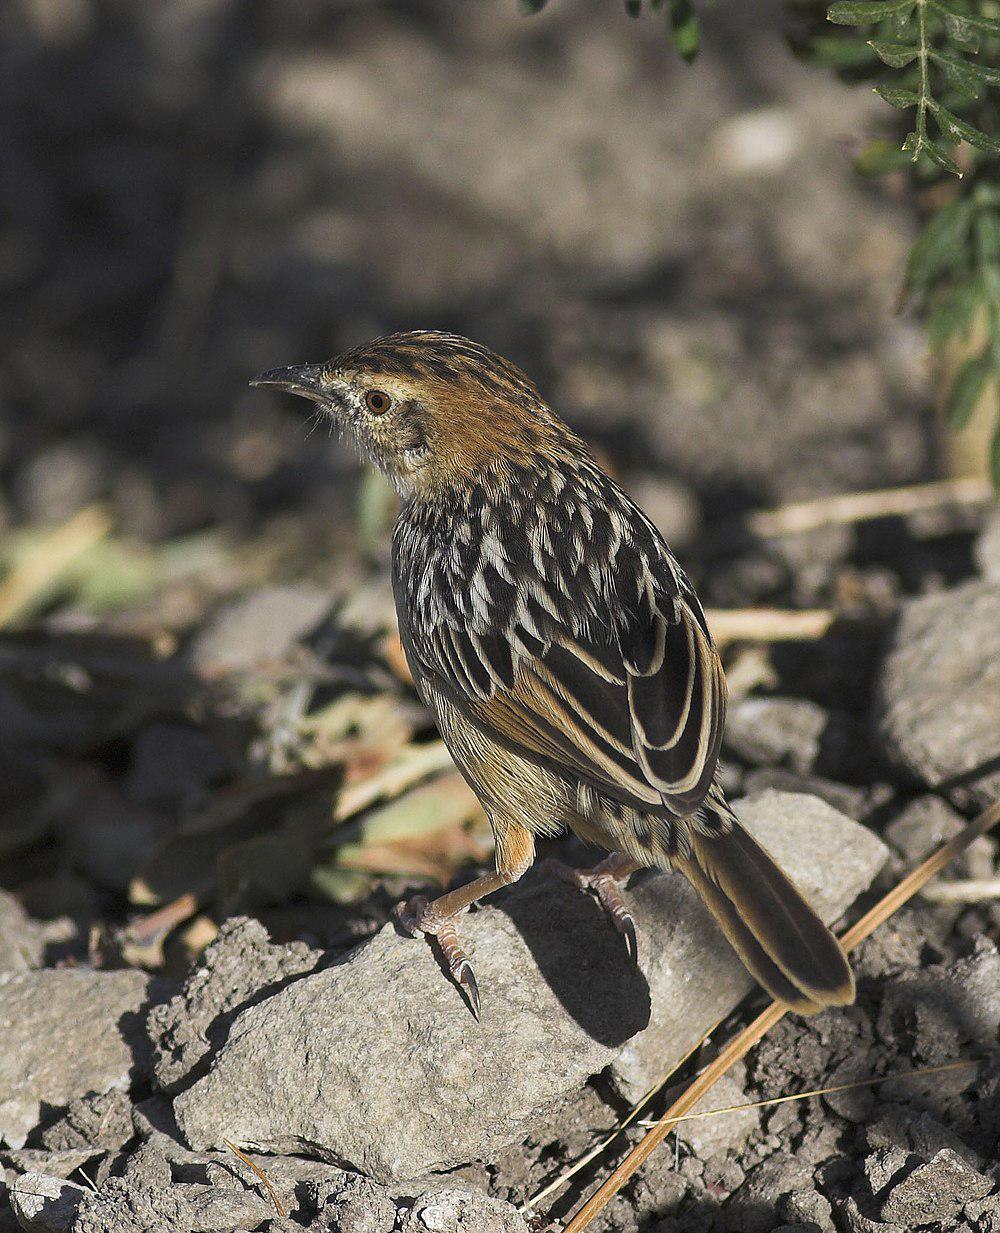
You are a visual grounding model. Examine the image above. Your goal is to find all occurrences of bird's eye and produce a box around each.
[364,389,391,414]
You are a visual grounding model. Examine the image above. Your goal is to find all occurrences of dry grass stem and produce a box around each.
[223,1139,287,1219]
[561,798,1000,1233]
[633,1058,979,1129]
[921,877,1000,902]
[706,608,835,647]
[749,477,992,538]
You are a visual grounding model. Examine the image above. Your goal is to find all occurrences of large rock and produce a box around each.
[147,916,321,1093]
[175,791,884,1180]
[0,970,149,1149]
[609,790,888,1099]
[175,875,650,1182]
[878,580,1000,808]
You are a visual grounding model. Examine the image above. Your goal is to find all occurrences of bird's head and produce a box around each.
[252,330,579,499]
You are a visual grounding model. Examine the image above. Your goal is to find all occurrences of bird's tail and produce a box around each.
[675,816,855,1014]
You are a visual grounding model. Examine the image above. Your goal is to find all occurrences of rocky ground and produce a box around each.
[2,1,999,1231]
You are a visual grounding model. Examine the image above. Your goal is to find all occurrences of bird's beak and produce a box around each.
[250,363,330,404]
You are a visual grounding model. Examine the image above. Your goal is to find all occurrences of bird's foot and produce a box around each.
[392,894,481,1019]
[541,854,639,962]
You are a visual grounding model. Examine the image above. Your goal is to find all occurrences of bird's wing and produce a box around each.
[396,471,727,817]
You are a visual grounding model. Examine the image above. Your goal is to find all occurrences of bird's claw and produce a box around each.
[542,857,639,963]
[392,894,481,1019]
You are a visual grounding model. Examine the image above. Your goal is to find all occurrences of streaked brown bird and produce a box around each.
[253,331,855,1018]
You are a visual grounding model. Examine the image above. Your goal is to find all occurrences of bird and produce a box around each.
[252,330,855,1019]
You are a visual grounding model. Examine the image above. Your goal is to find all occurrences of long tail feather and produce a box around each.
[677,821,855,1013]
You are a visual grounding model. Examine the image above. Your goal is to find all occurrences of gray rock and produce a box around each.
[175,876,649,1182]
[966,1195,1000,1233]
[777,1189,834,1233]
[677,1062,758,1160]
[861,1147,911,1202]
[876,937,1000,1064]
[723,1151,814,1233]
[9,1172,88,1233]
[188,585,331,675]
[724,698,829,774]
[147,916,321,1093]
[307,1175,396,1233]
[69,1178,272,1233]
[0,892,45,974]
[878,580,1000,808]
[878,1149,992,1226]
[175,792,883,1182]
[41,1091,135,1154]
[0,970,149,1149]
[609,790,888,1099]
[2,1150,101,1181]
[400,1186,527,1233]
[838,1195,904,1233]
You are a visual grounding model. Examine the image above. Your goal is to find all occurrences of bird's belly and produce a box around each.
[427,685,571,838]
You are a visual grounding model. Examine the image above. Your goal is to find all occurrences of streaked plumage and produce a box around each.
[254,330,855,1018]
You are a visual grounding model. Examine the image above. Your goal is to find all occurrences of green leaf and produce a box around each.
[923,138,964,176]
[932,48,999,89]
[828,0,915,24]
[868,38,919,66]
[668,0,701,62]
[931,103,1000,154]
[991,414,1000,491]
[905,198,976,298]
[875,83,920,108]
[854,137,916,175]
[927,279,983,348]
[930,0,1000,38]
[947,354,991,428]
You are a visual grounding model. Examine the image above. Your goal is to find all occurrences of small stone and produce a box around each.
[677,1063,757,1160]
[878,1149,992,1225]
[723,1152,814,1233]
[878,580,1000,808]
[0,969,149,1149]
[147,915,321,1093]
[838,1195,904,1233]
[188,584,331,675]
[861,1147,911,1202]
[119,1140,172,1189]
[70,1178,272,1233]
[400,1186,527,1233]
[778,1189,834,1232]
[9,1171,88,1232]
[724,698,829,774]
[40,1090,135,1154]
[309,1175,396,1233]
[0,891,45,974]
[966,1195,1000,1233]
[876,937,1000,1064]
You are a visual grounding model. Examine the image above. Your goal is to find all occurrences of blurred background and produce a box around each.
[0,0,991,961]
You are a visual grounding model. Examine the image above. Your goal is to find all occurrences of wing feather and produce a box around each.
[393,464,727,818]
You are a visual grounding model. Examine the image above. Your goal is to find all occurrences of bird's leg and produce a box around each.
[541,851,641,961]
[393,823,535,1018]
